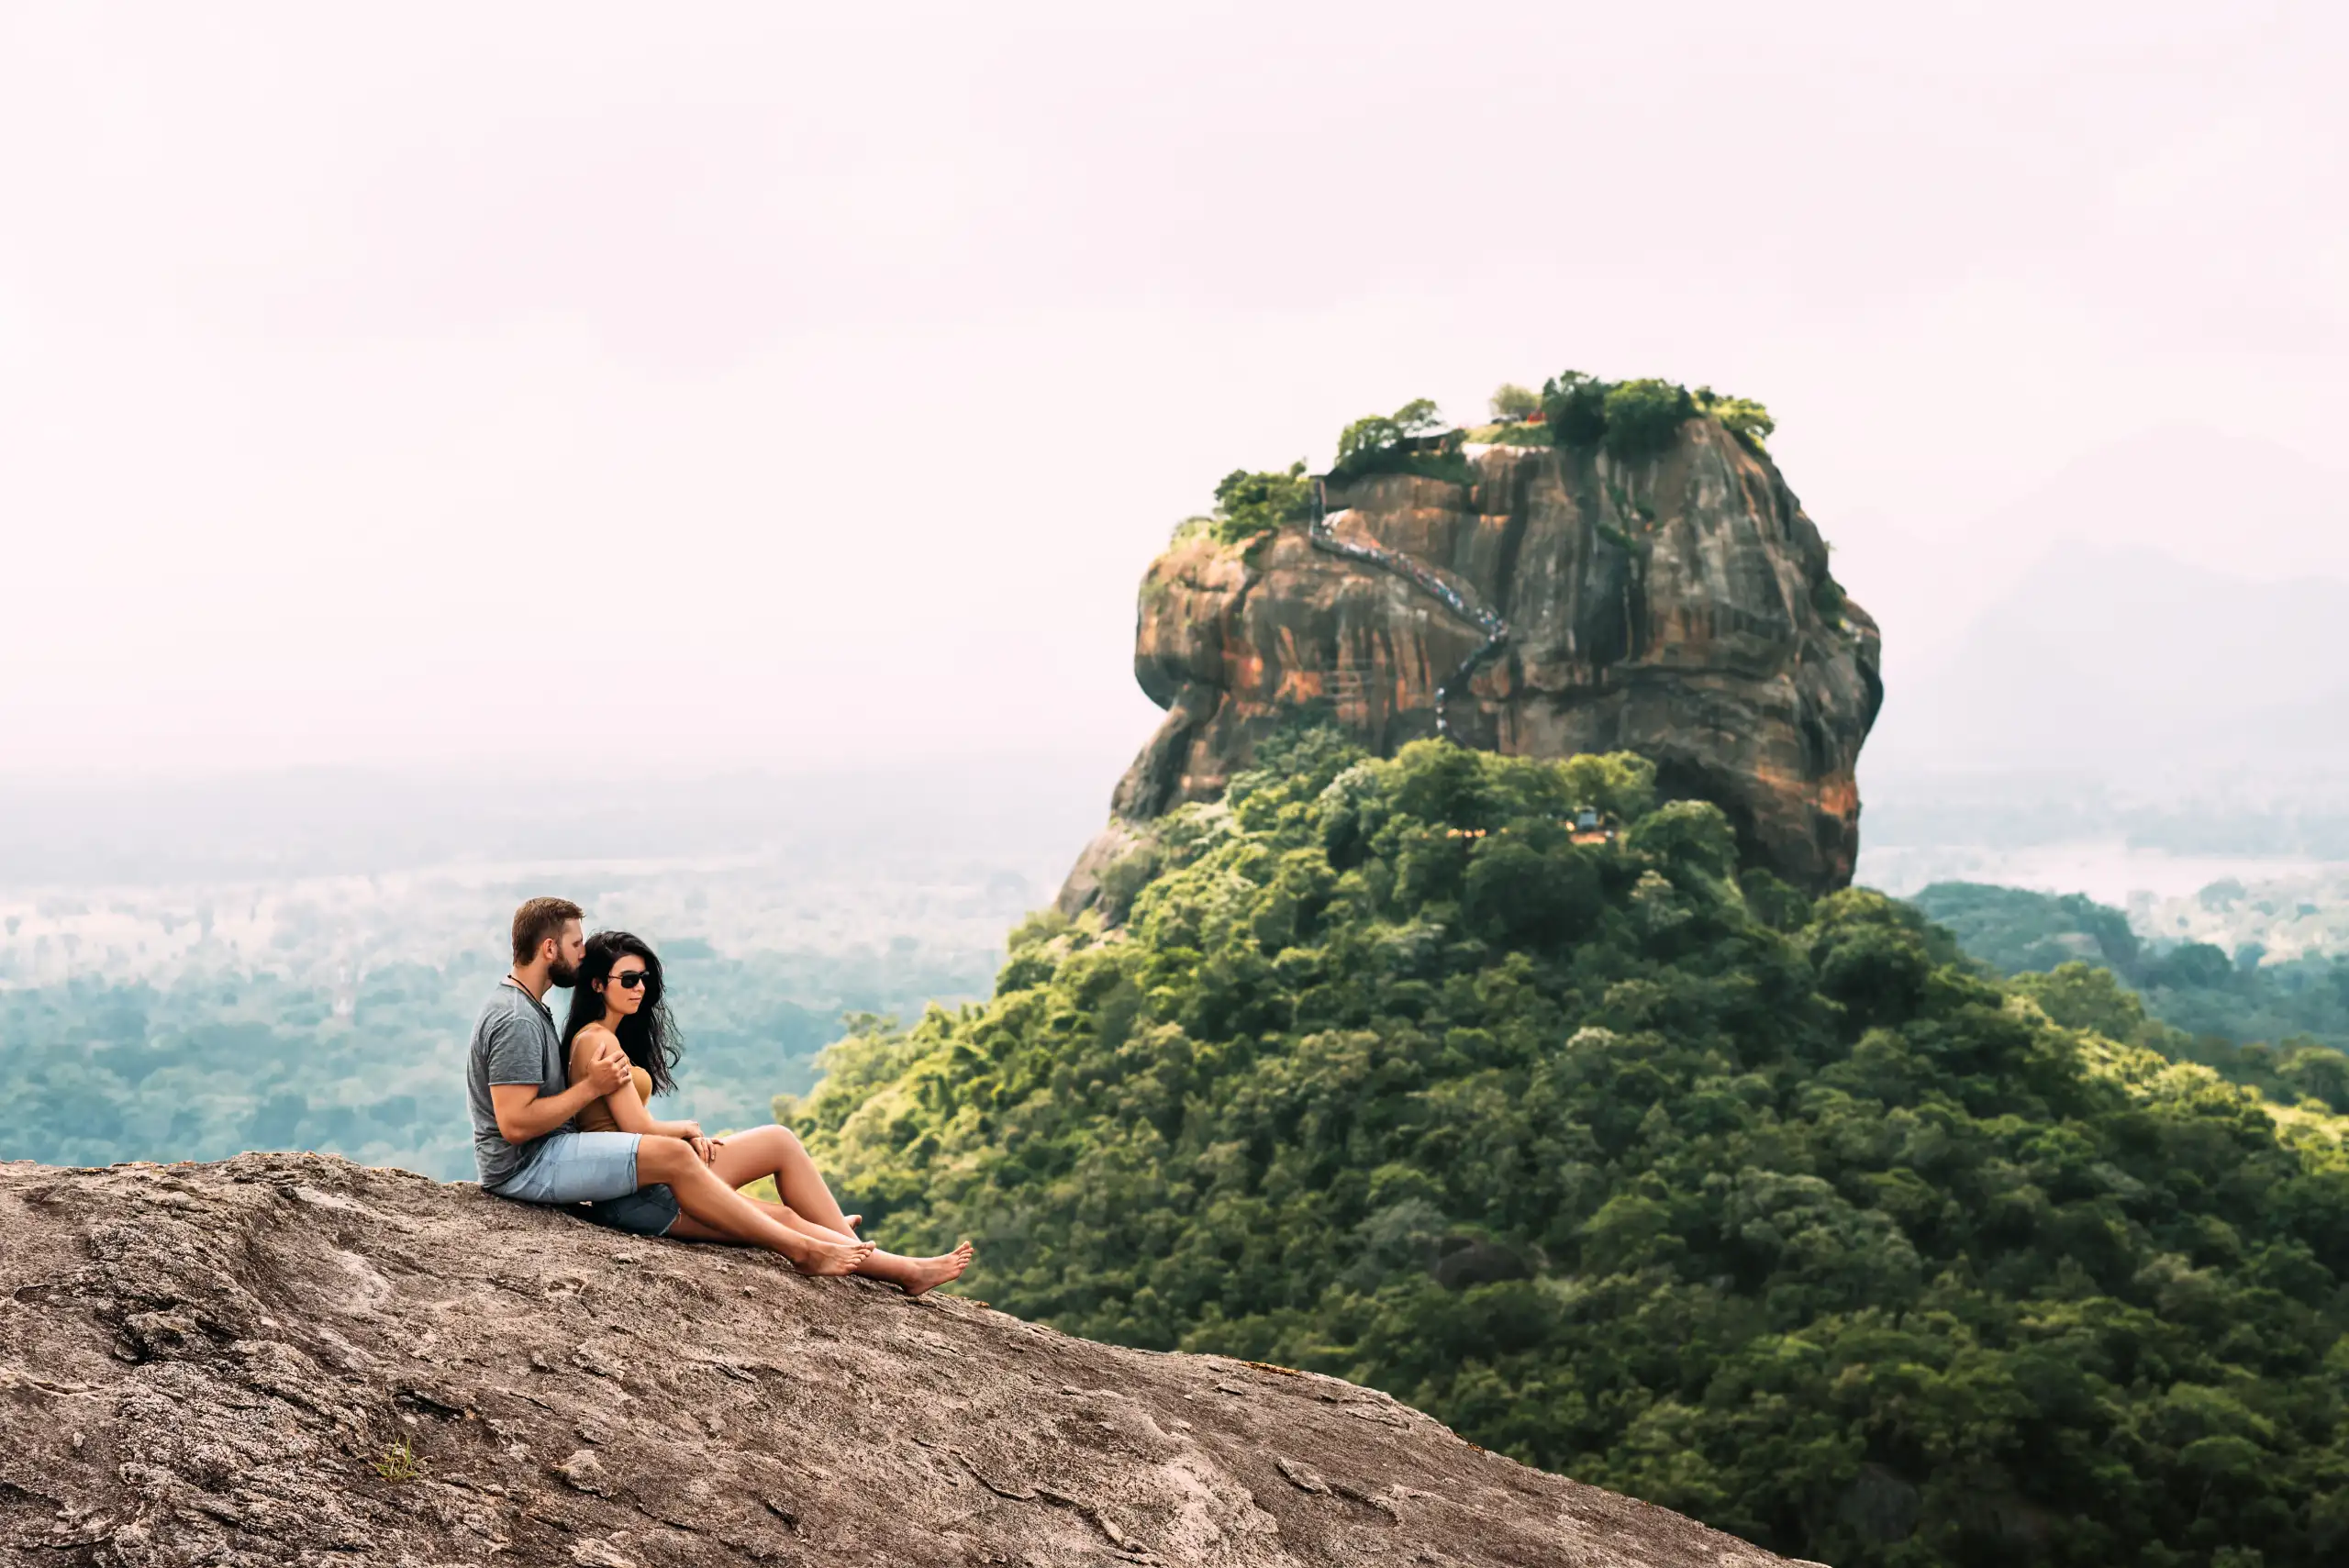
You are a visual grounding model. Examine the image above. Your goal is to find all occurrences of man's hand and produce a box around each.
[587,1048,632,1096]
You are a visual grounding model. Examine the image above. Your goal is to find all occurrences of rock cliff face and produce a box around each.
[1064,421,1880,910]
[0,1154,1816,1567]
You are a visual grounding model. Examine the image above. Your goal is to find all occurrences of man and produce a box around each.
[466,896,872,1274]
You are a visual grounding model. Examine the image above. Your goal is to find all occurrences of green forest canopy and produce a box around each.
[787,733,2349,1568]
[1911,881,2349,1105]
[1203,373,1780,544]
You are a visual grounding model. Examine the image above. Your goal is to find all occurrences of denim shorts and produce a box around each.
[582,1185,681,1237]
[488,1130,679,1237]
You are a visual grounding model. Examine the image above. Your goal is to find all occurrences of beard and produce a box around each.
[547,955,581,988]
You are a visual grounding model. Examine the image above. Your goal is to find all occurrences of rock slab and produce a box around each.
[1066,422,1881,906]
[0,1153,1815,1567]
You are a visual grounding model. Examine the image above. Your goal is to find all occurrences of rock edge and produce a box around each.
[0,1152,1817,1568]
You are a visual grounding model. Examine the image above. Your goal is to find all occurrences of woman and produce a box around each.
[562,929,974,1296]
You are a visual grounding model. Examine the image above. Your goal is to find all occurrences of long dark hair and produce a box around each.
[561,929,682,1096]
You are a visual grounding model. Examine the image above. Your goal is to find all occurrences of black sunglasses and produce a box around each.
[611,971,649,990]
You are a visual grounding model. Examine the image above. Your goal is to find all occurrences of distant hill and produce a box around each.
[1903,881,2143,973]
[1909,880,2349,1054]
[1842,427,2349,841]
[1968,428,2349,589]
[1867,541,2349,780]
[1833,426,2349,683]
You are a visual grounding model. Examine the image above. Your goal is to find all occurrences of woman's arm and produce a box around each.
[569,1029,654,1134]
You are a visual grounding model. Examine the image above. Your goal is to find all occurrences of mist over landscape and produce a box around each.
[3,761,1108,1173]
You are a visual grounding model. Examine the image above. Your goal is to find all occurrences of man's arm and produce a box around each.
[490,1074,618,1145]
[484,1018,632,1144]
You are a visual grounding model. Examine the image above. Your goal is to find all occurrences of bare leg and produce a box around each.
[667,1196,850,1248]
[673,1199,972,1296]
[713,1127,856,1234]
[693,1131,974,1296]
[637,1138,870,1276]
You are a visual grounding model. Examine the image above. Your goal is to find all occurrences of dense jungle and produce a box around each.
[790,730,2349,1568]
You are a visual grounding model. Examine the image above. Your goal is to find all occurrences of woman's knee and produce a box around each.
[741,1125,804,1161]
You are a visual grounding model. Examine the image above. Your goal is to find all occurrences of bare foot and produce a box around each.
[893,1241,975,1298]
[794,1238,875,1277]
[843,1214,862,1232]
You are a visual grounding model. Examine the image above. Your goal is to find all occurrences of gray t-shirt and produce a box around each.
[466,980,569,1190]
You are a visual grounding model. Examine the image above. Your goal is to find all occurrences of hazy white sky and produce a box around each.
[4,1,2343,779]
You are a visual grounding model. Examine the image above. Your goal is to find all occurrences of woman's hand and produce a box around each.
[658,1120,714,1162]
